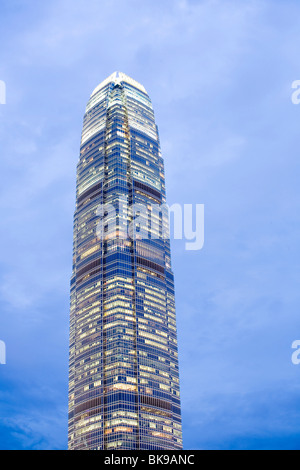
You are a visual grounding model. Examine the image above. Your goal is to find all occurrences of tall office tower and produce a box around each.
[68,72,182,450]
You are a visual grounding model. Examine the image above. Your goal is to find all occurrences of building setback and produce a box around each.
[68,72,182,450]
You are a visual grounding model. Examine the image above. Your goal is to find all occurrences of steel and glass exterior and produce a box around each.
[68,72,182,450]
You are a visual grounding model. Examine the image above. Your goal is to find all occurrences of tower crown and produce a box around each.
[91,71,147,97]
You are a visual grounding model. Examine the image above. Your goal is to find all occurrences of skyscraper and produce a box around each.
[68,72,182,450]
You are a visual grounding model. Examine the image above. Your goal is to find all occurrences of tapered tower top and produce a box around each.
[91,71,147,97]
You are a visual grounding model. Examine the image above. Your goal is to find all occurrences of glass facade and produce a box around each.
[68,72,182,450]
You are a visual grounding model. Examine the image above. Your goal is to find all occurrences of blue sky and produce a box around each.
[0,0,300,450]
